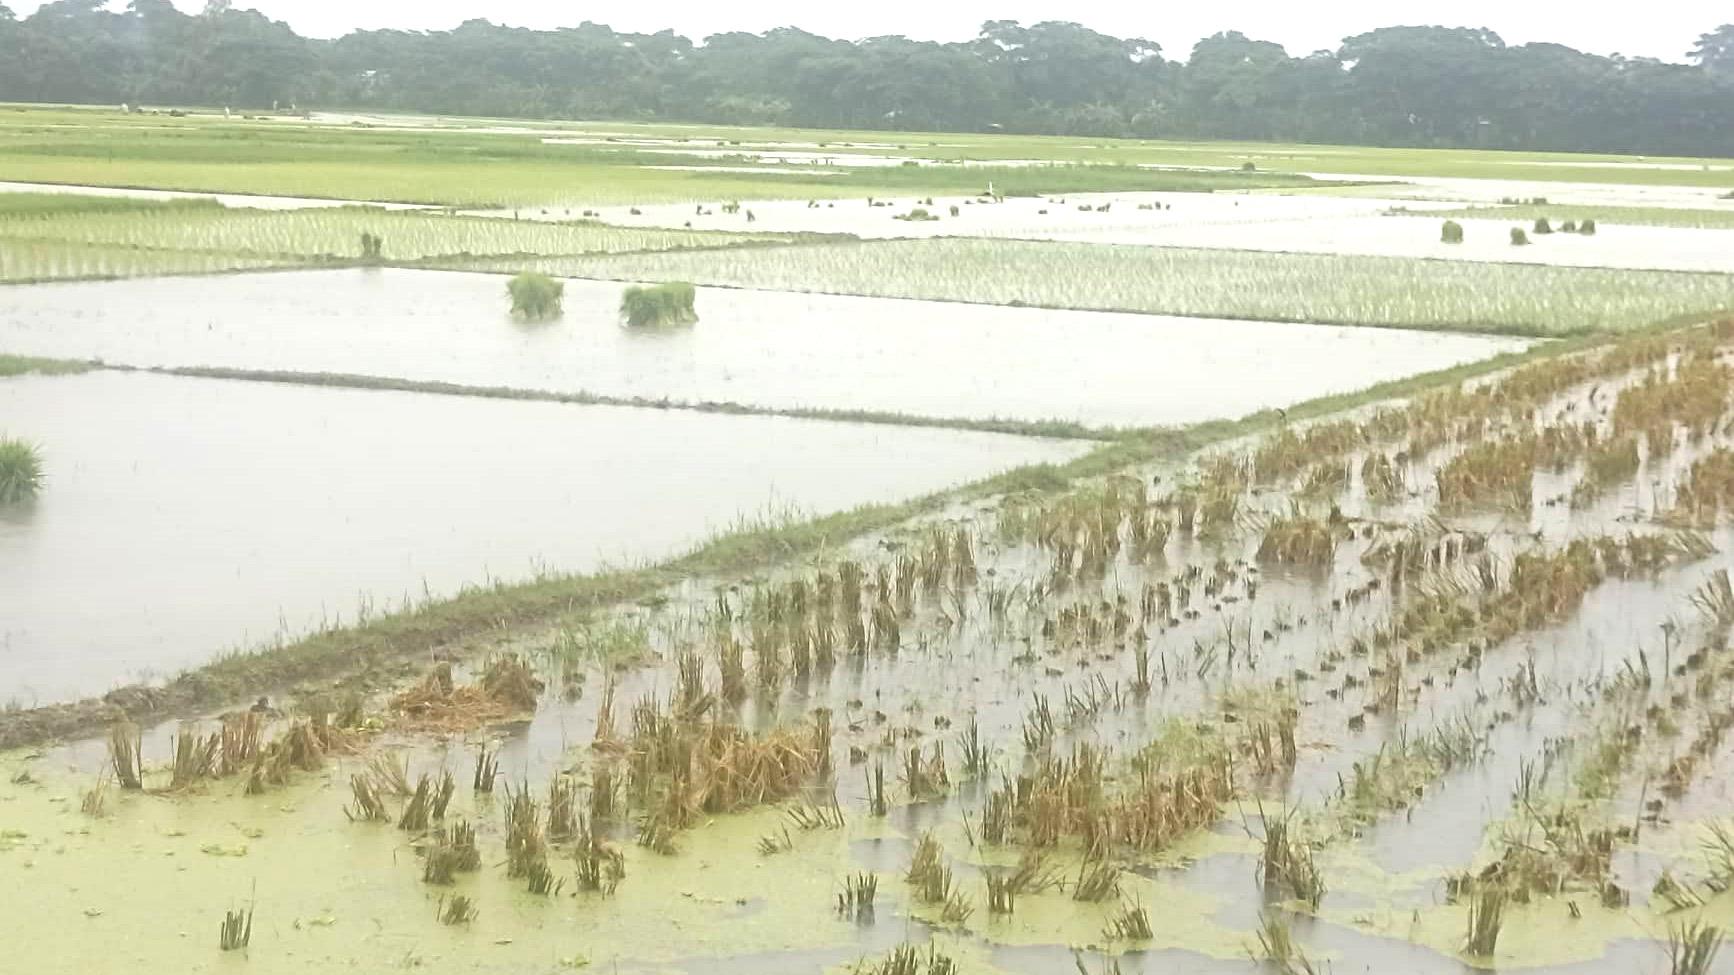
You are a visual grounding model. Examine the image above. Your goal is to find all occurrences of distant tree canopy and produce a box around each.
[2,6,1732,155]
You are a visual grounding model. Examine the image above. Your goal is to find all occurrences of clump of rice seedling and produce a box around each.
[80,772,111,817]
[169,727,220,790]
[867,759,888,816]
[572,817,625,894]
[219,904,254,951]
[438,894,478,925]
[0,438,44,504]
[1260,810,1325,908]
[1257,511,1338,566]
[422,821,480,885]
[345,774,389,821]
[367,752,412,797]
[1254,911,1318,974]
[359,231,383,262]
[508,271,564,320]
[1511,227,1530,246]
[525,854,565,895]
[547,775,578,840]
[837,872,877,921]
[1463,882,1507,957]
[430,769,455,819]
[109,723,143,790]
[757,826,793,856]
[894,207,939,222]
[1669,920,1724,975]
[987,870,1018,914]
[1441,220,1463,244]
[1103,900,1152,940]
[1560,219,1578,232]
[1579,218,1597,235]
[620,281,698,327]
[398,773,434,831]
[473,746,498,794]
[1072,861,1120,902]
[480,653,544,709]
[503,781,544,877]
[1533,217,1554,235]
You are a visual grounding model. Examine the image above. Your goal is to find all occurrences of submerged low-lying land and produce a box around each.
[2,103,1734,975]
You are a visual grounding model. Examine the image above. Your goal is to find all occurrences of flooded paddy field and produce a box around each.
[0,268,1529,429]
[0,370,1081,702]
[7,320,1734,973]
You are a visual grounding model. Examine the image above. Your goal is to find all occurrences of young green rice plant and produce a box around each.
[1669,920,1724,975]
[1441,219,1464,244]
[620,281,698,327]
[1103,900,1152,940]
[837,872,878,922]
[508,271,564,320]
[218,904,254,952]
[438,894,478,925]
[108,723,143,791]
[0,438,44,504]
[345,773,390,822]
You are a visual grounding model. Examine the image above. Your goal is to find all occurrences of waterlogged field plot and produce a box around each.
[7,321,1734,974]
[0,370,1081,702]
[509,237,1734,336]
[0,268,1529,429]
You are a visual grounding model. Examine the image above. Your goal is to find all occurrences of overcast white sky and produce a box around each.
[15,1,1728,62]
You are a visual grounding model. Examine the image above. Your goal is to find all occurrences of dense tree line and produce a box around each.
[3,1,1733,156]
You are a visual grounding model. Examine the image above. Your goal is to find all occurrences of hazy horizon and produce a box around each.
[8,0,1727,63]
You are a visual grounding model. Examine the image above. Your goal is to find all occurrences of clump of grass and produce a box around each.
[0,438,44,504]
[620,281,697,327]
[219,904,254,952]
[1441,220,1463,244]
[507,271,564,320]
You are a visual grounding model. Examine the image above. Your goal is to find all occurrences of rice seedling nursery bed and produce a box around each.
[474,236,1734,336]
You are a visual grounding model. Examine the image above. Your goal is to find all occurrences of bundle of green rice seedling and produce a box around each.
[507,271,563,320]
[0,438,42,504]
[620,281,698,327]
